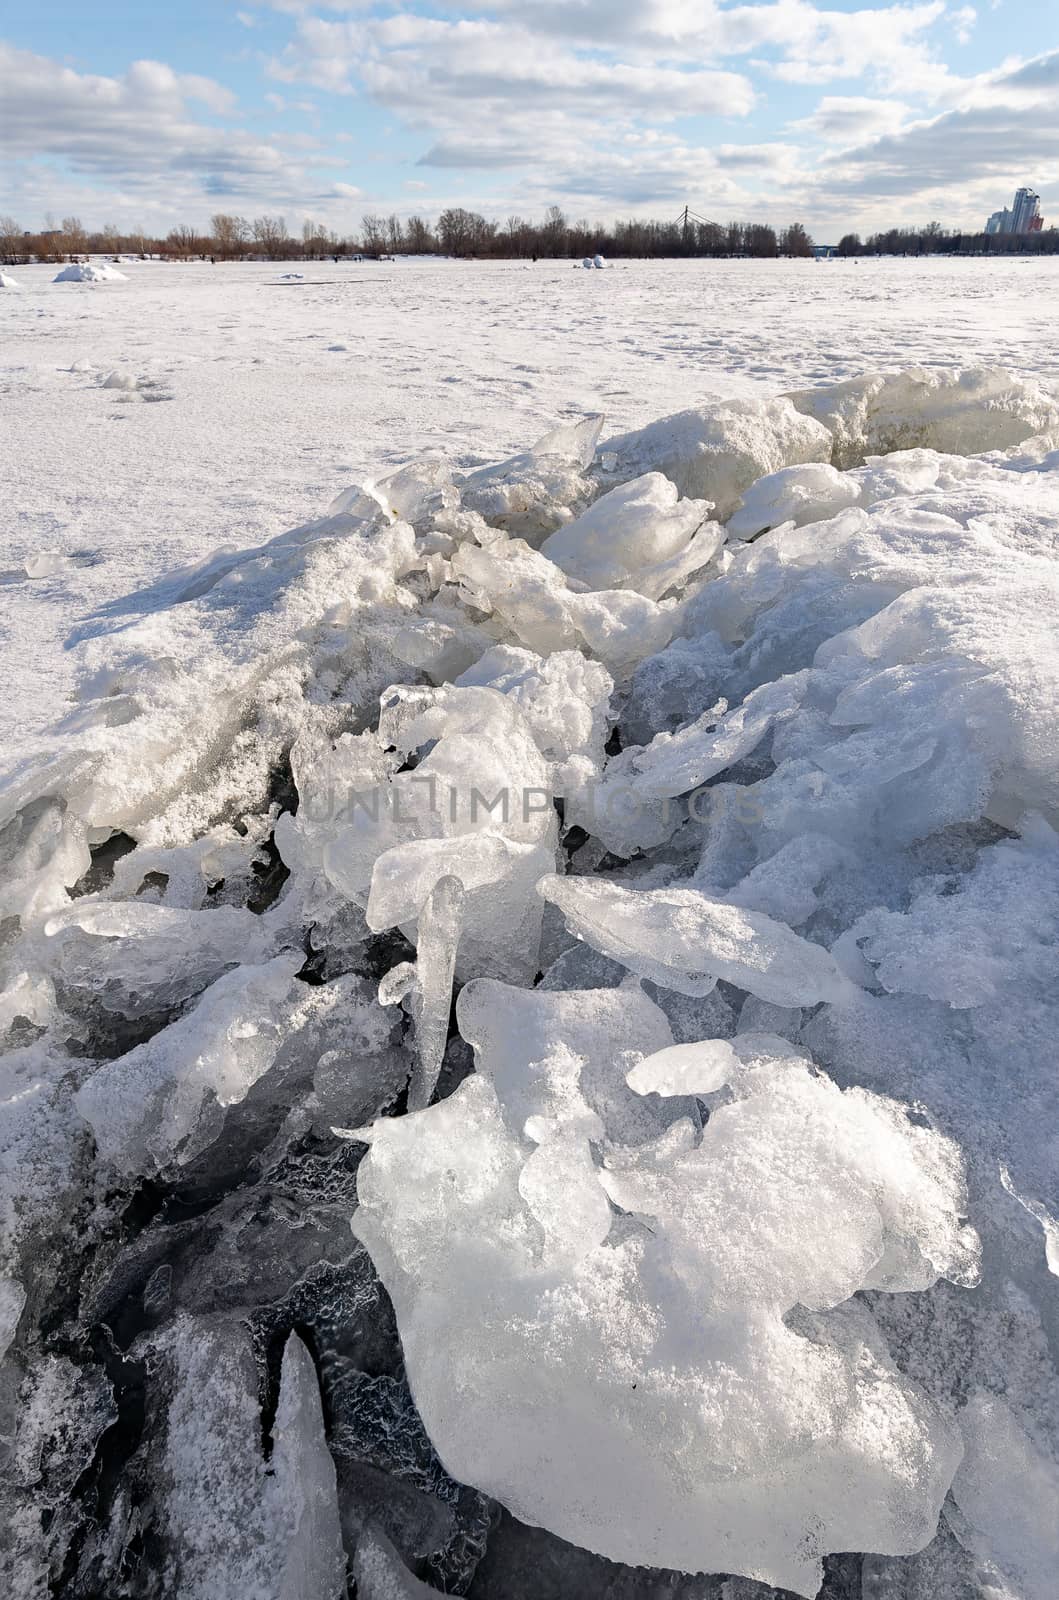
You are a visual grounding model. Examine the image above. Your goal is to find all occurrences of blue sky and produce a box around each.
[2,1,1057,239]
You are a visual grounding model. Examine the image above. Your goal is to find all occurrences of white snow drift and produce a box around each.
[52,262,128,284]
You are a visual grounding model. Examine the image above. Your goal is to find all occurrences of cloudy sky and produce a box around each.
[2,1,1057,240]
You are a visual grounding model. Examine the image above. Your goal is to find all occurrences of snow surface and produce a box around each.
[4,254,1059,755]
[3,256,1059,1598]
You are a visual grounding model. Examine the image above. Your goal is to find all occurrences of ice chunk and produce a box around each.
[451,536,677,678]
[602,396,832,521]
[455,976,679,1145]
[330,456,457,530]
[0,1277,26,1359]
[455,645,613,772]
[625,1038,738,1097]
[353,1028,978,1594]
[0,798,90,923]
[727,461,862,540]
[333,684,559,984]
[846,824,1059,1008]
[74,952,305,1173]
[406,874,464,1112]
[101,370,144,392]
[353,1527,443,1598]
[518,1134,613,1262]
[786,366,1059,469]
[574,671,806,854]
[949,1392,1059,1600]
[722,832,852,927]
[606,1035,981,1306]
[41,900,276,1017]
[620,631,730,746]
[540,472,720,594]
[1,1354,116,1595]
[459,416,603,541]
[264,1334,348,1600]
[151,1318,345,1600]
[538,874,858,1006]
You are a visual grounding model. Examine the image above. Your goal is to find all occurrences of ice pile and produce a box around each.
[0,270,21,290]
[1,365,1058,1598]
[52,261,128,283]
[355,1010,979,1592]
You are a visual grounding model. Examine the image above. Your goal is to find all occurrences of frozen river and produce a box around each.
[2,250,1058,1600]
[2,254,1058,749]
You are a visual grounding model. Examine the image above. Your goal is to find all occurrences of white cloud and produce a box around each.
[2,9,1055,237]
[0,44,360,227]
[800,53,1059,231]
[790,97,913,143]
[271,12,755,118]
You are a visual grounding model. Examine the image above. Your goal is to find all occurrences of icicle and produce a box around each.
[408,873,465,1111]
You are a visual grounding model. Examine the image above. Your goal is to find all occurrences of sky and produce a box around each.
[1,1,1057,241]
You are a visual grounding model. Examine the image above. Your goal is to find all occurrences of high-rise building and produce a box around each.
[985,187,1043,235]
[1011,188,1042,232]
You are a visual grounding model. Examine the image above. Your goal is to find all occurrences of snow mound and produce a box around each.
[0,270,21,289]
[53,262,128,283]
[100,369,144,391]
[1,365,1058,1596]
[23,551,84,578]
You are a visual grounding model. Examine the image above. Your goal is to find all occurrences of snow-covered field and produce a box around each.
[3,255,1058,754]
[2,257,1058,1600]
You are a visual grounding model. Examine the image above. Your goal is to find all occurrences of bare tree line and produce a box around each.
[835,222,1059,256]
[3,207,1056,266]
[1,206,815,263]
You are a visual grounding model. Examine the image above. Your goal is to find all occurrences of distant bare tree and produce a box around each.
[251,215,289,259]
[360,214,386,254]
[438,208,495,256]
[405,215,435,253]
[385,214,405,254]
[541,204,567,256]
[837,232,862,257]
[212,214,250,259]
[780,222,813,257]
[697,220,727,255]
[166,224,201,257]
[745,223,778,258]
[61,216,88,257]
[302,218,329,258]
[467,212,496,254]
[505,214,531,255]
[437,208,470,255]
[0,215,23,262]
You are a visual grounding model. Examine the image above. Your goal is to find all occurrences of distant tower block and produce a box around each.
[986,186,1043,235]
